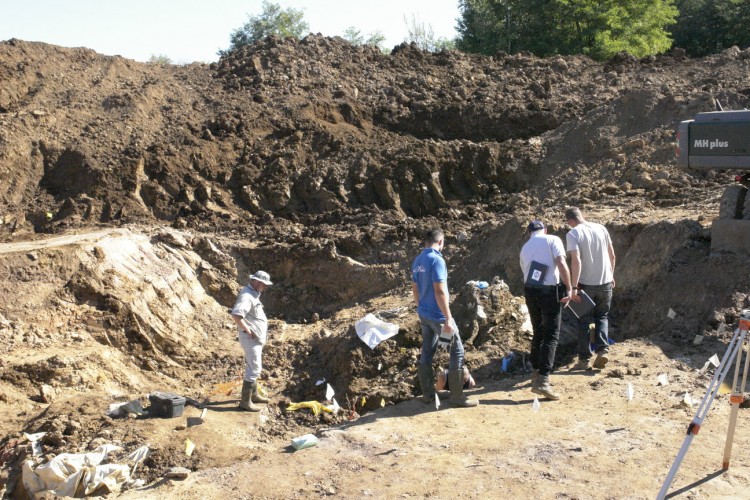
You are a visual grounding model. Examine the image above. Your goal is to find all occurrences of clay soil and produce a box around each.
[0,36,750,499]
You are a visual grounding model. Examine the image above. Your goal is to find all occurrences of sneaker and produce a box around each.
[571,357,591,371]
[593,351,609,369]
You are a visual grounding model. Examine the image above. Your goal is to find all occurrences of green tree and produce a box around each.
[342,26,387,49]
[147,54,172,65]
[671,0,750,56]
[404,14,456,52]
[220,1,309,55]
[456,0,677,59]
[589,1,677,59]
[456,0,508,54]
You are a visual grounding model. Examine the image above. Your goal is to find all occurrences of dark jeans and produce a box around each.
[524,286,562,376]
[577,282,613,358]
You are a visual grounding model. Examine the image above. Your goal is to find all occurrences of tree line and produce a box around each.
[221,1,750,60]
[456,0,750,59]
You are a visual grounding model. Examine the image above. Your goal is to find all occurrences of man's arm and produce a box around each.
[568,249,581,293]
[232,314,255,338]
[608,243,616,287]
[412,282,420,306]
[555,255,573,303]
[433,281,452,321]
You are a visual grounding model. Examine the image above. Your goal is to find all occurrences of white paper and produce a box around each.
[315,379,325,386]
[709,354,720,367]
[532,397,540,413]
[24,432,46,457]
[377,363,382,371]
[657,374,669,386]
[626,382,634,401]
[325,383,335,401]
[434,393,440,410]
[355,314,400,349]
[24,432,46,442]
[667,308,676,319]
[683,392,693,407]
[331,398,340,414]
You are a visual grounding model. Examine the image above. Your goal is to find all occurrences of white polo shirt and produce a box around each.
[520,231,566,286]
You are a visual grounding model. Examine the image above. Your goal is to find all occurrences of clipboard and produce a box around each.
[566,289,595,318]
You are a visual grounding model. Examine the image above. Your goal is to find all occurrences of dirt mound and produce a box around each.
[2,37,747,232]
[2,35,750,497]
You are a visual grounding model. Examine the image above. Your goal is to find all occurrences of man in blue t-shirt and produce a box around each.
[411,228,477,408]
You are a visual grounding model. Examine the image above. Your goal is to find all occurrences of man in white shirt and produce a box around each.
[520,220,573,400]
[231,270,273,412]
[565,207,616,370]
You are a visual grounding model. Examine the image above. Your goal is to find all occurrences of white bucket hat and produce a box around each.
[248,270,273,285]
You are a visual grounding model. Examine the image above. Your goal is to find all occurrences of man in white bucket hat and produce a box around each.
[231,270,273,411]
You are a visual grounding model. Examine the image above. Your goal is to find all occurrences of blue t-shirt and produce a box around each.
[412,248,448,322]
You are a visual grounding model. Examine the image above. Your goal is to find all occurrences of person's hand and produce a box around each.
[442,317,458,335]
[570,289,583,303]
[438,318,458,351]
[612,278,616,289]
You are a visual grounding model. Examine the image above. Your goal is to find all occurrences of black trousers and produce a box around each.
[524,286,563,376]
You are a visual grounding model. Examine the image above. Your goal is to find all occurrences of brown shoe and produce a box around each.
[571,357,590,371]
[593,351,609,369]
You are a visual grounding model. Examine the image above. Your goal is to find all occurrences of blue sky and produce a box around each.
[0,0,461,63]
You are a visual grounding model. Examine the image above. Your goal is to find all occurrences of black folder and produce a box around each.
[525,261,549,285]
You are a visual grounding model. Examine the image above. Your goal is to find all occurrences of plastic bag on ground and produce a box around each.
[291,434,318,450]
[22,444,130,497]
[106,399,145,418]
[355,313,399,349]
